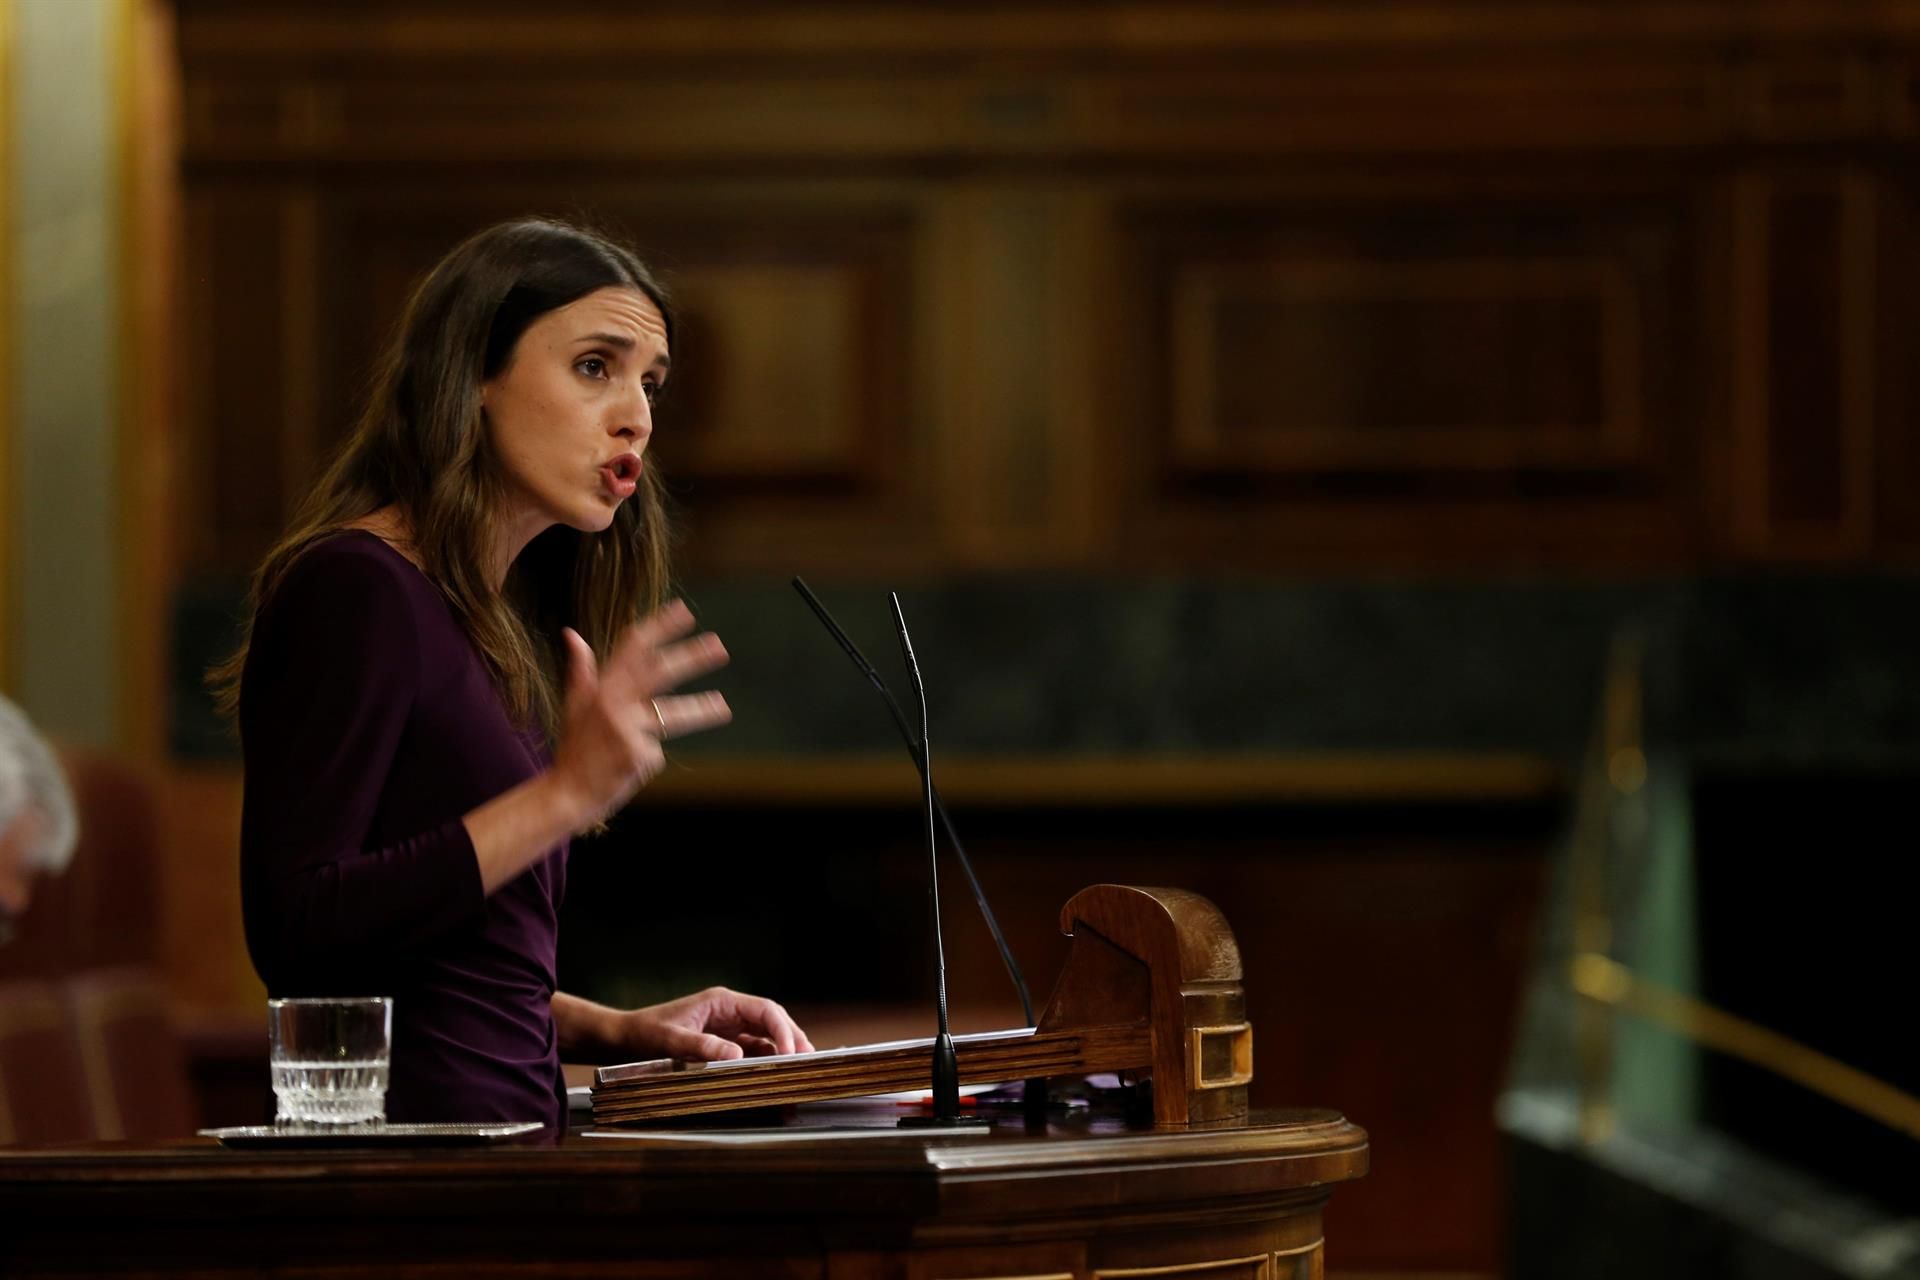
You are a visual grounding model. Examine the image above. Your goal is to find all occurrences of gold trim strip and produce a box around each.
[1095,1255,1268,1280]
[1269,1242,1322,1258]
[1572,952,1920,1143]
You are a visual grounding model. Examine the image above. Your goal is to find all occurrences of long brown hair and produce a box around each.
[209,217,674,738]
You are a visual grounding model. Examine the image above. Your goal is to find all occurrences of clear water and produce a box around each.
[272,1059,389,1125]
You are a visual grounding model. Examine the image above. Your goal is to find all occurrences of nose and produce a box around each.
[611,382,653,446]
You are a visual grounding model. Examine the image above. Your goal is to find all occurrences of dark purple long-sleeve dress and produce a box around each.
[239,530,569,1132]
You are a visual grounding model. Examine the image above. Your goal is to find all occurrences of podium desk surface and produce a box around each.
[0,1107,1368,1279]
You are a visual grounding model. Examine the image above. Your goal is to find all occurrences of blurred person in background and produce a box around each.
[210,218,812,1136]
[0,695,78,946]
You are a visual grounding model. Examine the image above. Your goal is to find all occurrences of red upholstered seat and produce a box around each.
[0,981,95,1144]
[0,750,204,1141]
[62,967,200,1140]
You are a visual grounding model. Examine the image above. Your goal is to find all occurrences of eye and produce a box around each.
[643,381,661,405]
[575,355,610,380]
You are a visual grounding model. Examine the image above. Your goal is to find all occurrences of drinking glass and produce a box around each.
[268,996,392,1126]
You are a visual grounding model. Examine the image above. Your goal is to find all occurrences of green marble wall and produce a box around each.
[171,572,1920,767]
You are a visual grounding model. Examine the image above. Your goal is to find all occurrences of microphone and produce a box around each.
[886,592,987,1128]
[790,577,1035,1027]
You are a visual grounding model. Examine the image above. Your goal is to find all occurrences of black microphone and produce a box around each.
[886,593,987,1128]
[790,577,1036,1028]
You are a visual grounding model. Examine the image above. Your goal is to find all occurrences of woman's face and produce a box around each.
[482,285,668,537]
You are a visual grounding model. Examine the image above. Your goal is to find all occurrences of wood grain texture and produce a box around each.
[165,0,1920,577]
[0,1110,1367,1279]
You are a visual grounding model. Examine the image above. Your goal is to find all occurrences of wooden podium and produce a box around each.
[0,1112,1368,1278]
[0,885,1369,1277]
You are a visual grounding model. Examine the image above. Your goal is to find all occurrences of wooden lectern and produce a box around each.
[0,885,1369,1278]
[594,884,1255,1128]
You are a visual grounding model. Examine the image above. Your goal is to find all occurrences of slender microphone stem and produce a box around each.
[918,684,951,1044]
[889,592,967,1125]
[793,578,1036,1028]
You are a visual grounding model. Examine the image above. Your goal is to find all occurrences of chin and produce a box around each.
[567,501,621,534]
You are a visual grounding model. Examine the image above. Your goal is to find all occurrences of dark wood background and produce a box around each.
[146,2,1920,1275]
[171,0,1920,580]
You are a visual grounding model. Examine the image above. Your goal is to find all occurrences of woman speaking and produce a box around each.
[215,218,811,1133]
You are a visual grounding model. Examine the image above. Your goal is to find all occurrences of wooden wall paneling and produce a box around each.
[1033,188,1109,569]
[169,4,1920,579]
[173,9,1844,161]
[928,181,1121,572]
[1901,56,1920,142]
[1727,172,1877,560]
[157,767,258,1016]
[180,61,1743,172]
[1087,56,1732,157]
[1879,161,1920,557]
[277,190,320,536]
[1167,258,1640,471]
[666,263,864,479]
[181,186,292,573]
[1111,174,1704,571]
[939,187,1074,569]
[1733,52,1881,144]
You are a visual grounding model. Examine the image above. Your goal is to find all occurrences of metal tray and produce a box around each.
[198,1122,546,1148]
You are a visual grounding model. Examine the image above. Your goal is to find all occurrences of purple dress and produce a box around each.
[239,530,569,1132]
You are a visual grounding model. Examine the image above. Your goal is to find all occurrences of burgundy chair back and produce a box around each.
[64,967,200,1140]
[0,980,96,1144]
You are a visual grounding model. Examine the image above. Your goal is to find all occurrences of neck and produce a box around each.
[358,503,547,594]
[487,504,549,592]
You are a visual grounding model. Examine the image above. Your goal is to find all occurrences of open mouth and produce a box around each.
[600,453,643,499]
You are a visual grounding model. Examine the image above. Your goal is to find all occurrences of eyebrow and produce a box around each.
[575,331,671,373]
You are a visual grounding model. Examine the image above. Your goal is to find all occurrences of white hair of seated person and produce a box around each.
[0,693,78,876]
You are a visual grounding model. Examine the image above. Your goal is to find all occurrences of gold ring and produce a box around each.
[650,699,669,736]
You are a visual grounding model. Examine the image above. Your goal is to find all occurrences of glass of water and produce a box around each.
[268,996,392,1127]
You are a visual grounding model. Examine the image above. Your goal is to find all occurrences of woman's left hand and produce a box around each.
[614,987,815,1061]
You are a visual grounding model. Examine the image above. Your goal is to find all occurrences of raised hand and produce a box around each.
[550,600,732,827]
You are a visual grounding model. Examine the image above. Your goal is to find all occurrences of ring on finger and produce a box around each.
[650,698,669,737]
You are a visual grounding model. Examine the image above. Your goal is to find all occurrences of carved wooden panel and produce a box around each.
[1114,189,1702,568]
[667,264,865,478]
[1727,174,1878,559]
[181,188,294,568]
[1169,258,1637,472]
[1883,164,1920,559]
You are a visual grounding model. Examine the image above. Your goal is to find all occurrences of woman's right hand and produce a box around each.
[549,601,732,828]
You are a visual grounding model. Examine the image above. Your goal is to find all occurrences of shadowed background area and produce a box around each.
[3,2,1919,1277]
